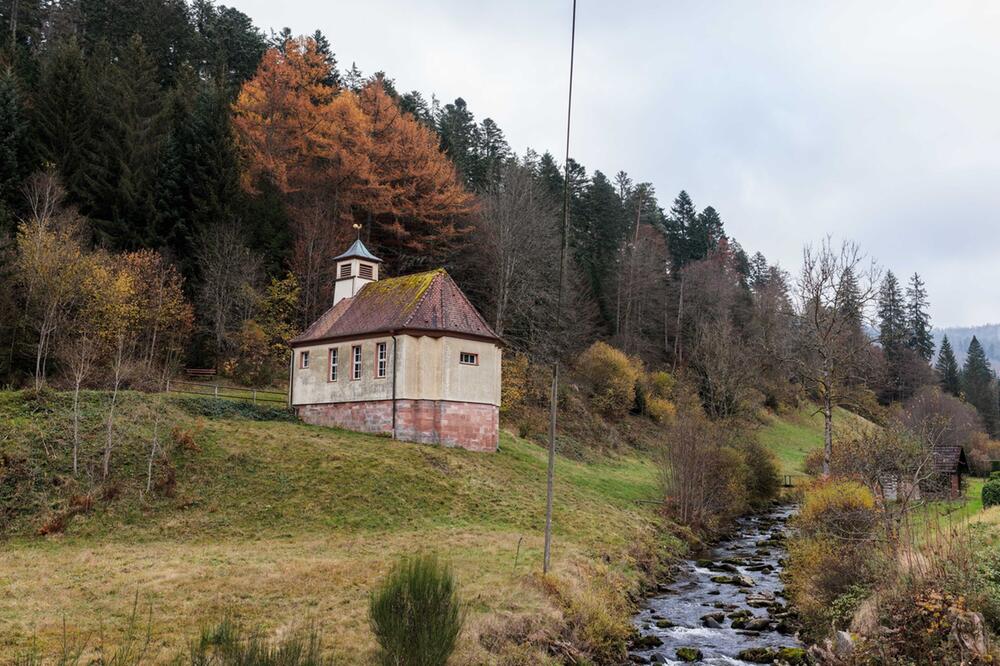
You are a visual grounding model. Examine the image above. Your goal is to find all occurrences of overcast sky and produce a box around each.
[228,0,1000,327]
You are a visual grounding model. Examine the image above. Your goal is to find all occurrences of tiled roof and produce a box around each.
[291,269,500,345]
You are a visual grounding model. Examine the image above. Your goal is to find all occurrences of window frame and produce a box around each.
[375,342,387,378]
[328,347,338,382]
[300,350,310,369]
[352,345,362,380]
[459,351,479,366]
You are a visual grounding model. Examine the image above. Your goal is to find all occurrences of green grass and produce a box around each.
[757,405,873,476]
[0,390,674,663]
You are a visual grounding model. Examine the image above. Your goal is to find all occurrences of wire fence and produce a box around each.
[165,379,288,406]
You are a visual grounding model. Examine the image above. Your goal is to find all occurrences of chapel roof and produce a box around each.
[291,268,500,345]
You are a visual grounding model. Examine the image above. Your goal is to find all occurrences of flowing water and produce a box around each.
[629,505,805,665]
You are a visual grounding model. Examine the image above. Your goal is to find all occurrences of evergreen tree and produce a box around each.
[689,205,725,262]
[155,75,242,275]
[749,251,769,290]
[906,272,934,361]
[400,90,433,126]
[536,151,564,199]
[311,29,340,87]
[963,336,999,434]
[936,335,961,396]
[34,38,92,202]
[0,66,30,232]
[838,267,863,329]
[664,190,697,272]
[877,271,908,355]
[571,170,628,324]
[191,0,267,88]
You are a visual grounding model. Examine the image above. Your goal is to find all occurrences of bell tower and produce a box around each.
[333,231,382,305]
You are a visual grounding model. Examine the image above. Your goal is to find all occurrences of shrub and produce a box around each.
[647,371,674,399]
[740,439,781,508]
[574,342,641,420]
[786,479,879,637]
[966,432,1000,477]
[645,396,676,424]
[369,554,465,666]
[982,476,1000,508]
[797,479,877,539]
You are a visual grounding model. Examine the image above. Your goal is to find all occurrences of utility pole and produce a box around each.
[544,0,577,575]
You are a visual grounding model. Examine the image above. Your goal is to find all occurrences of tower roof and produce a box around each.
[334,238,382,263]
[291,268,500,345]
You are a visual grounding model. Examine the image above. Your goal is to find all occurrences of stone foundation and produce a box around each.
[296,399,498,452]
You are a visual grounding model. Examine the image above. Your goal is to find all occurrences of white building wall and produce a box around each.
[290,334,501,407]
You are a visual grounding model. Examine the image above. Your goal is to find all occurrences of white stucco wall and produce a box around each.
[290,334,501,407]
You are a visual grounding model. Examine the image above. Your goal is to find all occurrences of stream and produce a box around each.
[629,505,807,665]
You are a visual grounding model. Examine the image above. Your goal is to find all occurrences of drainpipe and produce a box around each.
[287,348,294,409]
[391,333,398,439]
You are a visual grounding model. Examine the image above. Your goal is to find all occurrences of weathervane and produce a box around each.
[353,223,363,239]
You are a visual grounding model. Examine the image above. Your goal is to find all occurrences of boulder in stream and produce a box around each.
[675,647,704,662]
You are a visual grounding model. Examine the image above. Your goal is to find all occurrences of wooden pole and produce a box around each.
[544,0,577,575]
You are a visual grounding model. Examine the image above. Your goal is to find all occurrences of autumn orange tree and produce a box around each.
[232,38,473,319]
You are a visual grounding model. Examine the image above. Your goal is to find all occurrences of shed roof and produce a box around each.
[932,443,969,475]
[291,268,500,345]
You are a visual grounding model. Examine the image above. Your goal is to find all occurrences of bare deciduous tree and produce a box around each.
[792,238,880,475]
[195,223,263,363]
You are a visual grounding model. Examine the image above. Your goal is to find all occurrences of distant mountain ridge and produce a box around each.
[933,324,1000,370]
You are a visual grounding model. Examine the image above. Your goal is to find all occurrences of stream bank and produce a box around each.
[629,505,807,665]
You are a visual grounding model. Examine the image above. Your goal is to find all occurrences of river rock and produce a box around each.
[631,634,663,649]
[745,617,773,631]
[675,647,703,662]
[709,562,739,573]
[728,609,753,620]
[736,647,777,663]
[701,611,726,623]
[649,653,668,664]
[702,616,723,629]
[628,655,650,665]
[776,647,809,665]
[655,619,675,628]
[736,574,756,587]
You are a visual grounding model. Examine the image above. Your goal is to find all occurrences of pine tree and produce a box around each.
[571,170,628,325]
[936,335,961,396]
[311,29,340,87]
[962,336,999,434]
[839,267,863,329]
[877,271,908,355]
[906,272,934,361]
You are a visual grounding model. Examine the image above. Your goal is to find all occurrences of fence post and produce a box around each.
[165,379,170,394]
[253,389,257,405]
[214,384,219,399]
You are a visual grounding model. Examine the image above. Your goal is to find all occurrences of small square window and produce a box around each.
[329,348,338,381]
[460,352,479,365]
[376,342,387,378]
[300,351,310,368]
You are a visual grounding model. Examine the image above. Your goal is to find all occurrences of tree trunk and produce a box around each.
[72,379,81,475]
[822,389,833,477]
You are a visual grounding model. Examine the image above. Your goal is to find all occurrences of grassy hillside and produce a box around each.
[0,390,675,664]
[757,405,873,476]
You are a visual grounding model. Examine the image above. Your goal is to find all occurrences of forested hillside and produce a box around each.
[936,324,1000,368]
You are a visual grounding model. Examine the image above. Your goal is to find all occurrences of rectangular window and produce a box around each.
[359,263,374,280]
[339,263,352,278]
[300,351,310,368]
[352,345,362,380]
[459,352,479,365]
[376,342,387,378]
[328,348,338,381]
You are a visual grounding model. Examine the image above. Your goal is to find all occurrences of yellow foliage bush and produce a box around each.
[645,397,676,424]
[647,371,675,399]
[574,342,641,419]
[798,478,876,539]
